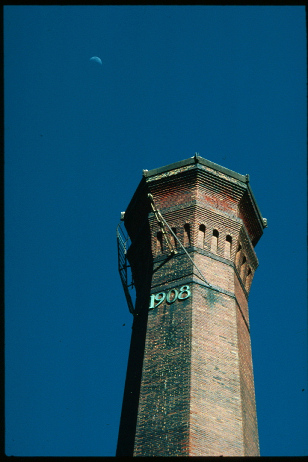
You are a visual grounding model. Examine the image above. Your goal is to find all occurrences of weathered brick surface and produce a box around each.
[190,282,244,456]
[235,275,260,455]
[133,283,191,456]
[116,157,264,456]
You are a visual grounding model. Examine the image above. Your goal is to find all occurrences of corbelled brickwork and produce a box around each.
[116,155,266,456]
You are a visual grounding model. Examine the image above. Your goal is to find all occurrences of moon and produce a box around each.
[90,56,102,65]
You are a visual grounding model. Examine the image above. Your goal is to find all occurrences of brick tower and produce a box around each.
[116,154,266,456]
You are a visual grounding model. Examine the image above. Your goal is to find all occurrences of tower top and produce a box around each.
[131,154,267,246]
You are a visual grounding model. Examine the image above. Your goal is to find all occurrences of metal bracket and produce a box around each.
[116,223,135,315]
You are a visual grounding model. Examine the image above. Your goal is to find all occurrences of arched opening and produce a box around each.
[171,227,177,249]
[224,235,232,259]
[156,231,163,253]
[211,229,219,253]
[245,267,253,292]
[198,224,206,248]
[184,223,191,247]
[240,255,247,281]
[235,244,242,268]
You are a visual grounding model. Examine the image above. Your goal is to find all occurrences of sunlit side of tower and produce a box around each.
[116,154,266,456]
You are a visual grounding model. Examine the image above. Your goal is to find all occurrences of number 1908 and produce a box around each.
[149,285,191,310]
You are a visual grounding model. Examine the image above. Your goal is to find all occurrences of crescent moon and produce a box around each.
[90,56,102,65]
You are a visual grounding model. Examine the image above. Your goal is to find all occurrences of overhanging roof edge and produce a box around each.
[143,155,247,183]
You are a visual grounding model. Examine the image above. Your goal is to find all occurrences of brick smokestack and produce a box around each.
[116,154,266,456]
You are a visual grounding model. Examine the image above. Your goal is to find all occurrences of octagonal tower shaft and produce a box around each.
[116,155,266,456]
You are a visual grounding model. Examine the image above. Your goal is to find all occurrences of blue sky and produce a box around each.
[4,5,307,456]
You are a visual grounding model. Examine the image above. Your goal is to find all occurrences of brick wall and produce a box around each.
[133,281,191,456]
[190,281,244,456]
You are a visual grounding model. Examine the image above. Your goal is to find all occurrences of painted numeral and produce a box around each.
[149,294,155,309]
[149,285,190,310]
[166,288,178,304]
[178,285,191,300]
[154,292,166,307]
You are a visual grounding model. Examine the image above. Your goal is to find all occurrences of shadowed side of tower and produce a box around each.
[116,155,266,456]
[115,178,153,456]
